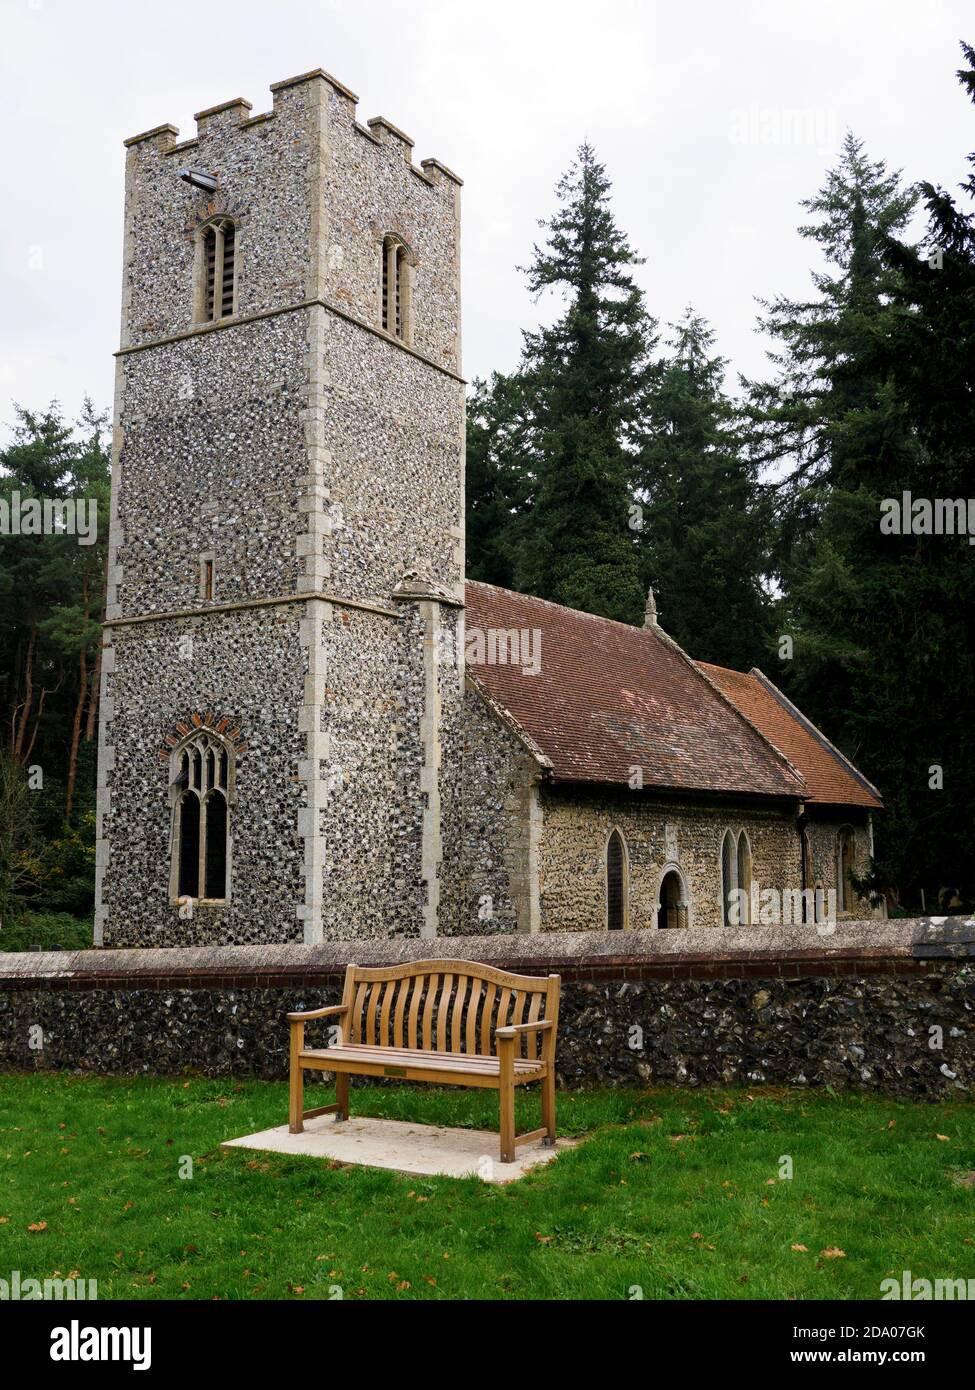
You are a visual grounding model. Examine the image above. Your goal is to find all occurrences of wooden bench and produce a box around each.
[287,959,561,1163]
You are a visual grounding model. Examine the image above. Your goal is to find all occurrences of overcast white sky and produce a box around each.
[0,0,972,437]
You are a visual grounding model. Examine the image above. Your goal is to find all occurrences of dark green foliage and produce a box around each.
[0,401,108,927]
[636,310,772,668]
[469,144,655,622]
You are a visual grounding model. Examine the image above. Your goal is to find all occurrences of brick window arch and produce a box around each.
[169,730,234,903]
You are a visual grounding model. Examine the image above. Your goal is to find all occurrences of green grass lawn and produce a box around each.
[1,1073,972,1300]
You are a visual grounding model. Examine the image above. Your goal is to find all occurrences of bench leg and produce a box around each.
[498,1036,516,1163]
[288,1022,304,1134]
[541,1066,556,1148]
[335,1071,349,1122]
[289,1064,304,1135]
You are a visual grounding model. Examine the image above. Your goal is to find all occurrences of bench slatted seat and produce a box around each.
[287,959,561,1163]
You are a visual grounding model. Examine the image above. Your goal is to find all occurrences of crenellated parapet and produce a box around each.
[124,68,461,192]
[119,67,461,368]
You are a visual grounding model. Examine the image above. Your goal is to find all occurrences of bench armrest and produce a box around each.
[287,1004,349,1023]
[495,1019,555,1041]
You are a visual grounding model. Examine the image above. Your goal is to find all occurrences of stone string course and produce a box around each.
[2,921,971,1100]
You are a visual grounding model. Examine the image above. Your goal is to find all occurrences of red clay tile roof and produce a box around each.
[464,582,806,800]
[696,662,882,810]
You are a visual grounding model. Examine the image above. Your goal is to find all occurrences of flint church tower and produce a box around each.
[95,70,465,946]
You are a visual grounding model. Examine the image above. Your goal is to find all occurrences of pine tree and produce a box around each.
[464,372,535,587]
[848,40,975,907]
[636,309,771,667]
[509,143,657,623]
[747,113,975,906]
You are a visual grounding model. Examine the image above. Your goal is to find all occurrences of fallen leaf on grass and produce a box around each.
[791,1244,809,1252]
[820,1247,846,1259]
[936,1134,951,1142]
[27,1222,47,1233]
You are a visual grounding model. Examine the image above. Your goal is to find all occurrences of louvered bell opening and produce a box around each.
[204,229,217,321]
[381,241,390,331]
[395,247,404,338]
[220,223,235,318]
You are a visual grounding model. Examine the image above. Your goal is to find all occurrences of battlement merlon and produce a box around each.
[122,68,461,189]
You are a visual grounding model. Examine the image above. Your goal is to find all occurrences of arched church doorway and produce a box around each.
[657,869,688,930]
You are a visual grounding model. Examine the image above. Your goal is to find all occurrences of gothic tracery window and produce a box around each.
[170,731,232,902]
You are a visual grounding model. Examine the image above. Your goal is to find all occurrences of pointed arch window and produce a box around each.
[836,825,856,912]
[195,216,238,323]
[721,829,737,925]
[170,731,233,903]
[721,828,753,926]
[381,235,411,340]
[606,829,627,930]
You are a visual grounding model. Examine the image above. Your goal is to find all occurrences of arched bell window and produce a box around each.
[380,234,411,341]
[195,216,238,323]
[169,731,233,903]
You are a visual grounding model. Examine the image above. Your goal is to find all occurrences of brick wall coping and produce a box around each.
[1,919,972,990]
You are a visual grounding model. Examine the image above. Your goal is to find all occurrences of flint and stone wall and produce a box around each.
[1,920,971,1101]
[99,71,465,951]
[449,708,876,933]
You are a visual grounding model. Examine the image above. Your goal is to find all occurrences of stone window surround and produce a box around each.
[655,861,692,930]
[199,550,216,602]
[603,825,630,930]
[721,827,754,926]
[192,213,241,325]
[167,728,237,908]
[378,233,414,345]
[836,823,857,913]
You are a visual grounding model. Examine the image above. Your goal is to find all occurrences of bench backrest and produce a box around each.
[339,959,560,1060]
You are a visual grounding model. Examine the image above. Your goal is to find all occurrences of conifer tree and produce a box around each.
[465,372,534,588]
[636,309,771,668]
[508,143,657,623]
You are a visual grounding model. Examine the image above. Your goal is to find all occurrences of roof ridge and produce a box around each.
[464,580,665,638]
[749,668,884,806]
